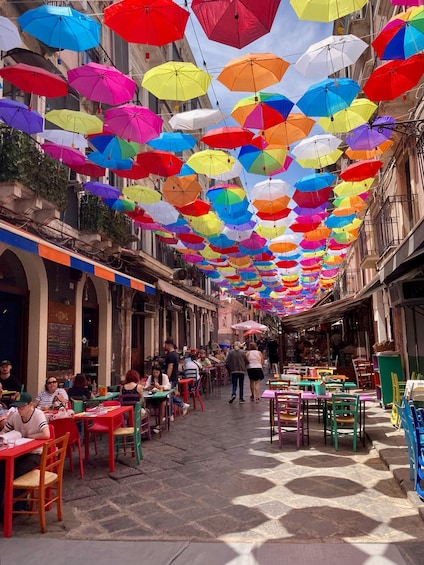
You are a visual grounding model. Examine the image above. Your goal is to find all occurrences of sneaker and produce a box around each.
[152,426,161,434]
[170,415,175,422]
[229,395,236,404]
[239,399,245,403]
[182,403,190,416]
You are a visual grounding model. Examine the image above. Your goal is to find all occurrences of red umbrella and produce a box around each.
[177,199,211,216]
[200,126,254,149]
[178,232,206,245]
[0,63,68,98]
[136,151,183,177]
[113,162,147,180]
[340,159,383,182]
[292,186,333,207]
[243,328,264,336]
[255,208,291,221]
[363,54,424,101]
[191,0,280,49]
[103,0,189,46]
[70,160,106,177]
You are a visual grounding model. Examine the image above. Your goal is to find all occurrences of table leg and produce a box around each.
[3,458,14,537]
[84,420,90,461]
[108,420,115,472]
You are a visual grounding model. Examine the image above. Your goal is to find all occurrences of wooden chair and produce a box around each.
[329,394,359,451]
[274,391,305,449]
[12,433,69,533]
[113,402,143,464]
[352,359,374,389]
[50,417,84,479]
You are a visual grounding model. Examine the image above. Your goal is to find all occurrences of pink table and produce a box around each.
[0,439,48,537]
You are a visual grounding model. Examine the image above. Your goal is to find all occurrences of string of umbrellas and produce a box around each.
[0,0,421,318]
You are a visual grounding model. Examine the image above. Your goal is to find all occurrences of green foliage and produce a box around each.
[79,193,129,246]
[0,125,68,210]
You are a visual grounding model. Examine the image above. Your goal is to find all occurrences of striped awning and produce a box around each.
[0,220,155,295]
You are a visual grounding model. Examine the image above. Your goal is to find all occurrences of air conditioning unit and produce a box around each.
[388,279,424,307]
[173,268,188,281]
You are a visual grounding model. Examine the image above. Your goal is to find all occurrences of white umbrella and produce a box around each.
[0,16,22,51]
[142,201,179,225]
[40,129,88,149]
[291,133,342,160]
[294,34,368,78]
[231,320,269,331]
[249,178,292,201]
[169,108,227,131]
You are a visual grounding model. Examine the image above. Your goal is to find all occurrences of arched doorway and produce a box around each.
[81,277,99,386]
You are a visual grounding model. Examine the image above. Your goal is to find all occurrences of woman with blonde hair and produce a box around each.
[245,342,264,401]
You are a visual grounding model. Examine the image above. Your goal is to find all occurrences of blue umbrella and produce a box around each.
[297,78,360,118]
[294,172,337,192]
[87,151,133,171]
[83,182,121,200]
[148,132,196,152]
[0,99,43,134]
[177,163,196,176]
[18,5,100,53]
[325,213,356,229]
[89,134,139,159]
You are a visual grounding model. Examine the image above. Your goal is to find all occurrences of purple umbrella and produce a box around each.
[83,181,121,199]
[346,116,395,150]
[0,98,43,134]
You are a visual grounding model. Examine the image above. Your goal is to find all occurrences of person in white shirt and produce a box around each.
[245,342,265,402]
[144,365,171,433]
[34,377,69,410]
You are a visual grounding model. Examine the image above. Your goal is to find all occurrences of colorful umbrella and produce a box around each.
[178,199,211,216]
[363,54,424,101]
[231,92,293,129]
[0,16,22,51]
[148,132,196,152]
[238,137,288,175]
[186,150,236,176]
[0,63,68,99]
[67,62,137,108]
[45,109,103,135]
[217,52,289,92]
[162,175,201,206]
[41,129,88,149]
[83,181,121,199]
[261,113,315,146]
[318,98,377,133]
[192,0,280,48]
[136,150,183,177]
[297,148,343,168]
[103,0,189,46]
[294,34,368,77]
[340,159,383,181]
[142,62,212,101]
[103,104,163,144]
[249,178,292,200]
[372,6,424,60]
[103,197,136,212]
[89,134,139,162]
[41,142,86,167]
[345,140,393,160]
[18,5,100,53]
[296,78,360,118]
[169,108,227,130]
[290,0,368,22]
[0,99,43,134]
[89,154,131,173]
[201,126,254,149]
[345,116,395,150]
[333,178,375,197]
[70,160,106,177]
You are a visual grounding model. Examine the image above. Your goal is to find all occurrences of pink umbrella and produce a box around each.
[68,62,137,110]
[41,142,86,167]
[104,104,163,144]
[181,253,204,263]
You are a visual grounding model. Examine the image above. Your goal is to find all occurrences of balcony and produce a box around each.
[79,193,130,247]
[375,195,415,258]
[358,220,379,269]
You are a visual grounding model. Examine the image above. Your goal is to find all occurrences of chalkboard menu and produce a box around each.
[47,323,73,371]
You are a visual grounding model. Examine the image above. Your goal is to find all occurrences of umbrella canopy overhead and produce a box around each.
[148,132,196,152]
[45,109,103,135]
[169,108,227,130]
[290,0,368,22]
[262,113,315,146]
[41,142,86,167]
[318,98,377,133]
[201,126,254,149]
[0,63,68,99]
[0,99,43,134]
[192,0,281,49]
[231,92,294,129]
[103,0,189,46]
[103,104,163,144]
[162,174,201,206]
[40,129,88,149]
[187,150,236,176]
[363,54,424,101]
[372,6,424,60]
[0,16,22,51]
[142,61,212,101]
[231,320,268,330]
[297,77,360,118]
[217,52,289,92]
[18,5,100,53]
[136,150,183,177]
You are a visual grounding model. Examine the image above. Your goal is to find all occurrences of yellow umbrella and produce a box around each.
[255,223,286,239]
[122,185,161,204]
[142,61,212,101]
[290,0,368,22]
[186,211,223,236]
[200,245,222,260]
[186,150,236,176]
[333,178,375,196]
[217,52,289,92]
[318,99,378,133]
[45,109,103,135]
[296,149,343,169]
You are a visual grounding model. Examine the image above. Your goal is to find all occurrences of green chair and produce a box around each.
[329,394,360,451]
[113,402,142,464]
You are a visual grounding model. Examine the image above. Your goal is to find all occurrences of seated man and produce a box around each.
[183,353,201,391]
[0,360,20,407]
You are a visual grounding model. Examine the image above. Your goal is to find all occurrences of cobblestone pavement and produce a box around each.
[4,381,424,564]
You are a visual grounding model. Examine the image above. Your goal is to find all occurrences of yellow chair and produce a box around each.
[12,433,69,533]
[390,372,406,428]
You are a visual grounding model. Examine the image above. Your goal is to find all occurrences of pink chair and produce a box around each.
[274,391,305,449]
[87,401,123,455]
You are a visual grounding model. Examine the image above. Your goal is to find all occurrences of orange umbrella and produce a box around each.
[217,52,289,92]
[251,195,290,213]
[345,140,393,160]
[261,114,315,146]
[162,174,201,206]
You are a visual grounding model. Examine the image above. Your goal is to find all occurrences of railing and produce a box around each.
[375,195,415,257]
[358,220,378,263]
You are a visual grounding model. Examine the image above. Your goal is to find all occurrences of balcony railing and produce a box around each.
[375,195,415,258]
[358,220,379,268]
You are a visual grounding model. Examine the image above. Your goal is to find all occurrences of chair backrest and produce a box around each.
[184,368,199,380]
[269,379,291,390]
[274,391,302,420]
[50,417,81,444]
[331,394,359,420]
[133,401,142,434]
[48,423,55,439]
[316,368,334,378]
[41,433,69,486]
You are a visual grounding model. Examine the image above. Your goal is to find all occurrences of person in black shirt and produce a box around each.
[0,360,20,407]
[164,338,189,416]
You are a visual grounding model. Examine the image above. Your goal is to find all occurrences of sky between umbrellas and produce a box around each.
[0,1,417,318]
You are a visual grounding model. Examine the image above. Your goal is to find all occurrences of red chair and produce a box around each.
[50,418,84,479]
[87,401,123,455]
[189,376,204,411]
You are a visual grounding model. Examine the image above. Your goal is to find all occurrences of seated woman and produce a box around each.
[68,373,92,400]
[144,365,171,434]
[34,377,69,410]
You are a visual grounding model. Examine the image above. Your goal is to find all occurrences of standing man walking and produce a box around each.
[225,341,247,404]
[164,338,190,416]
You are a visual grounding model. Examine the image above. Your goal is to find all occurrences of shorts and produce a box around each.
[247,368,264,381]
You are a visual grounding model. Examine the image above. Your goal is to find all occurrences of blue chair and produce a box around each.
[407,401,424,501]
[396,398,417,482]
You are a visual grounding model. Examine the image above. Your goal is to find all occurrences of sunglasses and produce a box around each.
[47,380,57,384]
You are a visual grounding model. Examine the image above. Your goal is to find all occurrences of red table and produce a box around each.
[0,438,48,537]
[74,405,132,472]
[178,378,194,404]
